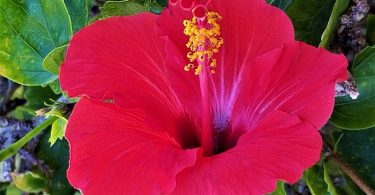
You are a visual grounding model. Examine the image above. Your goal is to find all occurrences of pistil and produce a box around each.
[183,6,223,155]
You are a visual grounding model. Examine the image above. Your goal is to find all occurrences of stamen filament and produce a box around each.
[183,7,223,155]
[199,64,214,156]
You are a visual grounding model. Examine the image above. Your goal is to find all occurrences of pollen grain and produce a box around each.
[183,11,223,75]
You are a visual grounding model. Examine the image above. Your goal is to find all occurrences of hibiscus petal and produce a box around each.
[158,0,295,116]
[66,98,197,194]
[210,0,295,77]
[157,1,191,54]
[172,110,322,195]
[61,14,167,104]
[60,13,200,140]
[232,42,347,130]
[157,3,202,114]
[210,0,295,115]
[158,0,293,60]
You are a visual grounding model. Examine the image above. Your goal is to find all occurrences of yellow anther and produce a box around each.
[187,52,193,58]
[183,11,223,75]
[210,59,217,68]
[195,65,203,75]
[198,54,205,61]
[184,64,194,72]
[183,20,190,26]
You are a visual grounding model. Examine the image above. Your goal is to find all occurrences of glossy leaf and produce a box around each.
[37,132,75,195]
[269,181,286,195]
[269,0,292,10]
[43,45,67,75]
[12,172,47,193]
[0,0,73,85]
[101,1,146,18]
[324,159,365,195]
[286,0,335,46]
[323,161,338,195]
[64,0,90,32]
[320,0,351,48]
[331,46,375,130]
[22,86,58,112]
[335,129,375,190]
[306,165,330,195]
[48,80,63,94]
[149,2,164,14]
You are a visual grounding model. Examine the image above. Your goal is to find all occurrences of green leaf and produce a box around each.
[64,0,90,32]
[149,2,164,14]
[12,172,47,193]
[269,0,292,10]
[331,46,375,130]
[156,0,167,7]
[43,45,67,75]
[334,129,375,190]
[0,182,10,191]
[324,159,365,195]
[37,132,75,195]
[323,162,338,195]
[5,184,22,195]
[37,132,69,170]
[45,107,69,146]
[367,14,375,45]
[101,0,147,18]
[306,165,330,195]
[23,86,59,111]
[286,0,335,46]
[0,35,57,86]
[49,118,67,146]
[320,0,350,48]
[48,79,63,94]
[8,86,58,119]
[0,0,73,85]
[269,181,286,195]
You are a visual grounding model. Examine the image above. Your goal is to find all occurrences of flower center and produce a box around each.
[183,8,223,75]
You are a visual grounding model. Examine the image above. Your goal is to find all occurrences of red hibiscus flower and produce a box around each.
[60,0,348,194]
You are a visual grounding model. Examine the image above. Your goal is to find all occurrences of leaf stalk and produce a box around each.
[0,116,57,162]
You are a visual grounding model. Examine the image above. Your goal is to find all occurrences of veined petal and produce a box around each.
[210,0,294,76]
[157,3,201,114]
[232,42,347,131]
[157,1,191,55]
[60,13,200,140]
[66,98,197,195]
[61,14,168,105]
[158,0,295,116]
[209,0,295,115]
[171,110,322,195]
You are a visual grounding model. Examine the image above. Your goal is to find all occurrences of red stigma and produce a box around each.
[193,5,207,19]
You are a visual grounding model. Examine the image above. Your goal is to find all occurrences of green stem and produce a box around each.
[319,0,351,48]
[0,116,57,162]
[329,154,375,195]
